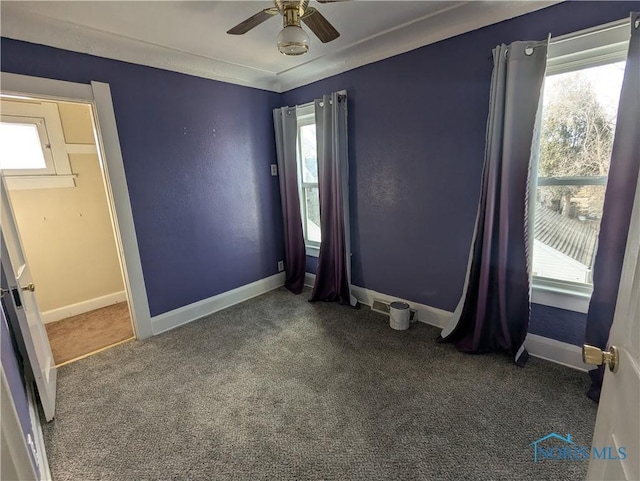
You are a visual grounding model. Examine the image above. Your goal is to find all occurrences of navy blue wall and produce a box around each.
[2,1,635,342]
[284,1,638,344]
[0,41,284,316]
[529,304,588,346]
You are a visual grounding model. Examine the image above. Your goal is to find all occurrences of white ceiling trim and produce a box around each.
[2,2,560,94]
[1,8,282,91]
[277,0,560,91]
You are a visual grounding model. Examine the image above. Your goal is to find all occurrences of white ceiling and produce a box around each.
[1,1,560,92]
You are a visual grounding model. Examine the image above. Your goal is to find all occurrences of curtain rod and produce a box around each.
[295,93,347,110]
[486,16,630,60]
[550,17,628,45]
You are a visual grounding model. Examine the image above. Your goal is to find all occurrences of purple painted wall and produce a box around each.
[285,1,638,345]
[2,1,636,343]
[1,308,40,478]
[529,304,588,346]
[0,40,285,316]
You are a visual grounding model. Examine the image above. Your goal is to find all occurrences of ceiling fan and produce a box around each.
[227,0,346,56]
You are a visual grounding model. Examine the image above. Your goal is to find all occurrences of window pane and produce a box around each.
[533,185,604,283]
[533,61,625,285]
[0,122,47,170]
[304,186,321,244]
[300,124,317,183]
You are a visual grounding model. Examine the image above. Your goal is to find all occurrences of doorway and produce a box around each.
[1,96,135,365]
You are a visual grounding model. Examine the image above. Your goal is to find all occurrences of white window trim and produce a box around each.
[3,175,77,190]
[547,19,631,76]
[531,277,591,313]
[296,103,320,257]
[0,99,76,189]
[306,245,320,257]
[0,114,56,175]
[531,17,630,313]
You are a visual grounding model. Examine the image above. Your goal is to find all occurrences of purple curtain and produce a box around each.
[273,107,306,294]
[310,93,357,306]
[439,40,548,366]
[585,13,640,402]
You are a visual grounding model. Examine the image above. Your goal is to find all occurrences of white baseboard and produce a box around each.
[524,333,587,372]
[151,273,285,336]
[304,272,316,288]
[305,273,452,328]
[344,282,586,372]
[349,284,452,329]
[307,273,450,326]
[41,291,126,324]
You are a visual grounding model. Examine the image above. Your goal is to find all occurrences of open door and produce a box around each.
[0,177,57,421]
[584,168,640,479]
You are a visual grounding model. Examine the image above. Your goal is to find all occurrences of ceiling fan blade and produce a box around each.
[301,8,340,43]
[316,0,350,3]
[227,8,279,35]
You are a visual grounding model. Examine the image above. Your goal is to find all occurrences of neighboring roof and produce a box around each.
[534,203,598,268]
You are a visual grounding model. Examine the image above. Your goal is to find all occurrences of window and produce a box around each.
[0,99,75,189]
[297,104,321,255]
[0,117,55,174]
[531,20,630,310]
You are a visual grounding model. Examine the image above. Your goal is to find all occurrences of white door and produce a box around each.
[0,177,57,421]
[585,169,640,480]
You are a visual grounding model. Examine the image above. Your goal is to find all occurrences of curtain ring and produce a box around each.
[524,45,535,56]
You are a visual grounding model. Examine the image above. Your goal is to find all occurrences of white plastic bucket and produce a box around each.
[389,301,410,330]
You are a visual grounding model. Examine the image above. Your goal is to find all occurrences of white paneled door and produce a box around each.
[0,177,57,421]
[586,170,640,480]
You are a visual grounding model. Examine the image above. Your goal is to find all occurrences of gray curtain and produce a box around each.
[439,40,548,365]
[310,93,357,306]
[273,107,306,294]
[585,13,640,402]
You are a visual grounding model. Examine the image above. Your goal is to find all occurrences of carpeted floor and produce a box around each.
[43,287,597,481]
[45,302,134,365]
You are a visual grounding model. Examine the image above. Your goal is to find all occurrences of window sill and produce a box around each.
[306,245,319,257]
[4,174,77,190]
[531,282,591,314]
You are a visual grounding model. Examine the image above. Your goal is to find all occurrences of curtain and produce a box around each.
[273,107,306,294]
[439,40,548,366]
[310,93,357,306]
[585,13,640,402]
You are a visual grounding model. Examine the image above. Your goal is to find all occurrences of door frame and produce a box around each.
[1,366,38,481]
[1,72,152,339]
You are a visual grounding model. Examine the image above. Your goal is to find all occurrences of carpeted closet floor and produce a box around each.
[42,287,597,481]
[45,302,134,365]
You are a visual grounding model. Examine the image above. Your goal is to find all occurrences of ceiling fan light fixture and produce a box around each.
[277,25,309,56]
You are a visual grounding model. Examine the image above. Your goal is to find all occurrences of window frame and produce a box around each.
[296,103,320,257]
[1,114,56,176]
[0,99,75,189]
[530,18,630,313]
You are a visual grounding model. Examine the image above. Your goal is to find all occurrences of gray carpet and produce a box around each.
[43,287,597,481]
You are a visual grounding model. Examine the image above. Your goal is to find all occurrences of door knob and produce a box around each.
[582,344,619,373]
[21,283,35,293]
